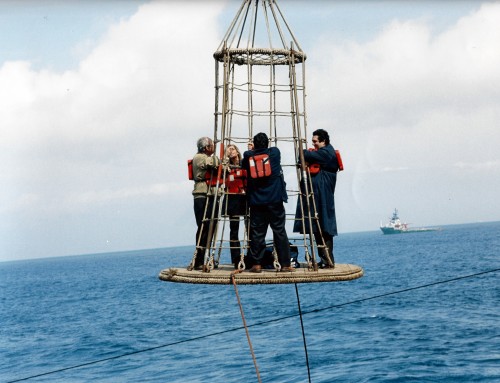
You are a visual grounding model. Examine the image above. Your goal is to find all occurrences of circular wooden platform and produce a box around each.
[159,263,363,285]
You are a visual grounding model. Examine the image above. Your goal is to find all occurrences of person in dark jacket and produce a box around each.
[294,129,339,268]
[242,132,293,273]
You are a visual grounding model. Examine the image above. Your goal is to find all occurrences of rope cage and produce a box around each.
[188,0,331,273]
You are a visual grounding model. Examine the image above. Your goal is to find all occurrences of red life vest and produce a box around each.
[187,159,222,185]
[308,163,321,175]
[248,153,272,179]
[225,168,247,194]
[188,159,194,180]
[306,148,320,175]
[306,148,344,175]
[335,150,344,171]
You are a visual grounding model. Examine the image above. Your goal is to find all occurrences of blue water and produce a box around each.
[1,222,499,383]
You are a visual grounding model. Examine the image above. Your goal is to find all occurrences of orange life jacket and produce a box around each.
[306,148,344,174]
[188,159,194,180]
[306,148,320,175]
[225,168,247,194]
[335,150,344,171]
[308,163,321,175]
[248,153,272,179]
[187,159,221,185]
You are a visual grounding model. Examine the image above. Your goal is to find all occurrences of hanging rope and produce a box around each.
[231,271,262,383]
[294,283,312,383]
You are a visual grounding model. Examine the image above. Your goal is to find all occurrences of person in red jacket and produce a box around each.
[224,144,247,268]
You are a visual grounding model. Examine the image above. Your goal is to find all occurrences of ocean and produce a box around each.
[1,222,499,383]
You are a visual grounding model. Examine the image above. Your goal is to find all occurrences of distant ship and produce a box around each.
[380,209,440,234]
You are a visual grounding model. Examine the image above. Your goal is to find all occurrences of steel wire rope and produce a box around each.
[262,0,274,52]
[273,0,302,52]
[231,272,262,383]
[7,267,499,383]
[235,0,251,49]
[260,0,279,151]
[217,0,247,51]
[295,283,312,383]
[247,0,257,50]
[268,0,288,49]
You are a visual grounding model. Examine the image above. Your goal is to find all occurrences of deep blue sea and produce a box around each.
[1,222,499,383]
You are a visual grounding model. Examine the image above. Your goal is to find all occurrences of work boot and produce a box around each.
[249,265,262,273]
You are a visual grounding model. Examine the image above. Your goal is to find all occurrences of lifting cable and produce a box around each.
[7,267,499,383]
[231,271,262,383]
[231,275,311,383]
[295,283,312,383]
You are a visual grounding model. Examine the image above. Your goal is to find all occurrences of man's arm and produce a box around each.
[205,155,220,169]
[241,151,252,170]
[303,147,332,165]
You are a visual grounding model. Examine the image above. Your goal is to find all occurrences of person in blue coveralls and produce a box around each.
[294,129,339,268]
[242,132,294,273]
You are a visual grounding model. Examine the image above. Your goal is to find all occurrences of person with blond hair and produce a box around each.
[224,144,247,268]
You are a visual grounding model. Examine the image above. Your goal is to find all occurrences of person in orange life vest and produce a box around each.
[223,144,247,268]
[293,129,339,268]
[192,137,220,269]
[241,132,293,273]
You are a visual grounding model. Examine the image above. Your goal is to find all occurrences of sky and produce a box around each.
[1,0,499,262]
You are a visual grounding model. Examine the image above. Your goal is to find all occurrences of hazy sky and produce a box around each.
[1,0,499,261]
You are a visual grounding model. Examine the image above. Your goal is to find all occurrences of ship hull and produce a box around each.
[380,227,439,235]
[380,227,404,234]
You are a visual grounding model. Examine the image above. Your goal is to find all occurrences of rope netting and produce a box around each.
[187,0,333,274]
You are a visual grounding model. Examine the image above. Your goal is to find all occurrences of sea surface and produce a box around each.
[1,222,499,383]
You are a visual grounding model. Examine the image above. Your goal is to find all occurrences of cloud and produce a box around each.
[1,1,500,260]
[307,2,500,172]
[303,2,500,232]
[0,1,225,260]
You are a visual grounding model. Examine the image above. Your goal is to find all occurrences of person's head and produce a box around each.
[197,137,215,155]
[252,132,269,150]
[312,129,330,149]
[226,144,241,164]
